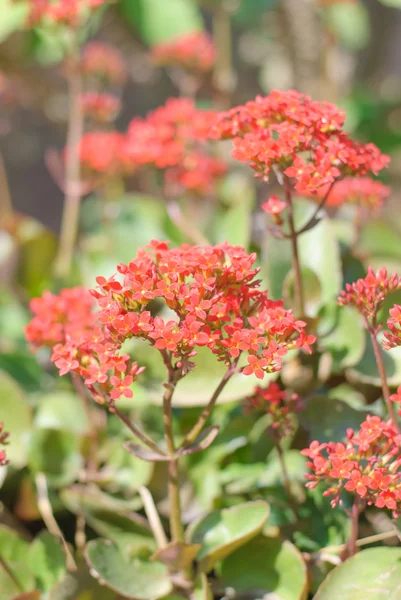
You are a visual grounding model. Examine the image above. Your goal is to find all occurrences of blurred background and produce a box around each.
[2,0,401,232]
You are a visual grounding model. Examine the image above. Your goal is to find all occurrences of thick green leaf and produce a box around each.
[219,535,308,600]
[314,547,401,599]
[85,539,172,599]
[28,429,82,487]
[300,395,366,443]
[212,202,252,248]
[187,500,270,573]
[27,531,66,591]
[77,509,155,553]
[0,525,34,599]
[35,391,90,435]
[0,370,33,468]
[318,305,366,371]
[283,267,322,316]
[48,562,116,600]
[120,0,202,46]
[17,218,57,297]
[358,220,401,261]
[348,330,401,387]
[259,450,307,488]
[100,437,154,492]
[60,484,143,515]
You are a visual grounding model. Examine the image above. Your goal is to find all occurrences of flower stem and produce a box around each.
[212,0,234,110]
[163,380,185,543]
[53,60,83,279]
[284,177,305,316]
[273,432,300,519]
[369,327,399,430]
[347,498,360,558]
[112,405,168,457]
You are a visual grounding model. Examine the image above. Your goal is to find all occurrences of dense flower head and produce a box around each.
[25,287,96,348]
[383,305,401,350]
[81,42,127,86]
[25,0,109,27]
[90,240,315,379]
[209,90,389,195]
[312,177,390,214]
[77,131,129,177]
[151,31,215,73]
[245,381,302,438]
[80,92,121,123]
[302,415,401,514]
[0,423,9,467]
[338,266,401,326]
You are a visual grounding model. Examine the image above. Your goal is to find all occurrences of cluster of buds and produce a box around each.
[383,305,401,351]
[151,32,215,74]
[302,416,401,515]
[26,0,109,27]
[245,382,302,439]
[338,266,401,330]
[0,424,9,467]
[209,90,389,195]
[76,98,226,196]
[26,241,316,405]
[313,177,390,215]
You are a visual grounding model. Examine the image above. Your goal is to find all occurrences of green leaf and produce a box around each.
[212,202,252,248]
[60,484,143,515]
[0,0,28,42]
[28,429,82,487]
[85,539,173,599]
[77,509,155,553]
[219,535,308,600]
[0,370,33,468]
[318,305,366,371]
[27,531,66,591]
[16,217,57,297]
[300,395,366,443]
[283,267,322,316]
[0,525,34,599]
[314,547,401,599]
[258,450,307,488]
[358,220,401,261]
[187,500,270,573]
[151,541,201,570]
[378,0,401,7]
[120,0,202,46]
[325,3,370,50]
[35,391,90,435]
[48,562,116,600]
[348,330,401,387]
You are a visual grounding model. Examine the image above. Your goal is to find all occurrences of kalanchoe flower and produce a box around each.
[311,177,390,215]
[262,195,287,216]
[81,42,127,86]
[80,92,121,123]
[338,266,401,328]
[383,305,401,350]
[209,90,389,195]
[302,415,401,514]
[390,386,401,416]
[151,32,215,74]
[0,423,9,467]
[77,131,129,177]
[245,381,302,439]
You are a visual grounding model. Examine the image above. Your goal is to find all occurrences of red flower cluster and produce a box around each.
[302,415,401,514]
[209,90,389,195]
[81,92,121,123]
[0,423,9,467]
[81,42,127,87]
[26,0,108,27]
[25,287,143,403]
[245,382,302,438]
[312,177,390,214]
[151,32,215,74]
[90,240,315,380]
[25,287,96,348]
[338,266,401,327]
[76,98,226,196]
[383,305,401,350]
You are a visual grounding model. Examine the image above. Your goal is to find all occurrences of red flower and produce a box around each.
[262,195,287,216]
[81,92,121,123]
[81,42,126,86]
[151,32,215,73]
